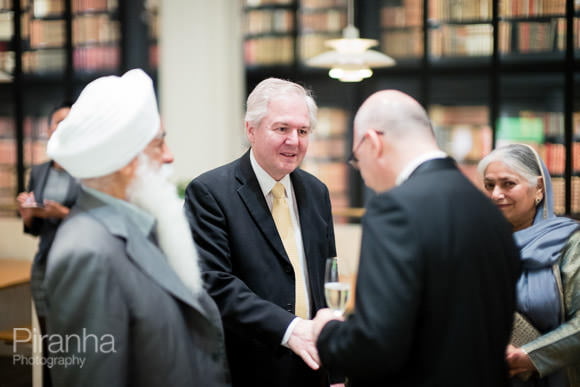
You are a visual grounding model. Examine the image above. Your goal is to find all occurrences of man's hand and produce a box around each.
[506,344,536,378]
[39,200,69,219]
[312,308,343,342]
[287,319,320,370]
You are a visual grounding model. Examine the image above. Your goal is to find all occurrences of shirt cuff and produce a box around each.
[281,317,301,347]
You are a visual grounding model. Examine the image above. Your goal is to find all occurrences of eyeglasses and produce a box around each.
[347,130,383,170]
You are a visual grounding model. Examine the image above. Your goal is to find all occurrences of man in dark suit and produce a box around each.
[42,69,230,386]
[312,90,522,386]
[184,78,338,387]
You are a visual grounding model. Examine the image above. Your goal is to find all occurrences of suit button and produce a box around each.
[286,303,292,313]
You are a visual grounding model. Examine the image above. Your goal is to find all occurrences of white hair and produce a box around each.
[127,154,202,295]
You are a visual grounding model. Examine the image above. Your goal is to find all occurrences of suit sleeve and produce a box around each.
[45,247,129,386]
[317,195,422,379]
[184,179,295,345]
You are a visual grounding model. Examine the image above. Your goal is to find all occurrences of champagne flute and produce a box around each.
[324,257,351,317]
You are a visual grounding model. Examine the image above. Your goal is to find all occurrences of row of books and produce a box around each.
[551,177,566,215]
[430,23,493,57]
[0,117,13,138]
[0,139,48,166]
[245,0,293,6]
[244,36,293,65]
[302,160,349,206]
[0,50,13,75]
[429,0,492,22]
[499,18,566,54]
[0,166,15,190]
[381,29,423,58]
[499,0,565,17]
[430,105,490,126]
[300,0,345,8]
[30,0,65,18]
[573,177,580,214]
[298,32,342,60]
[303,107,349,212]
[73,45,118,71]
[244,9,294,36]
[22,48,65,73]
[381,0,422,28]
[435,125,493,162]
[29,19,65,48]
[72,0,117,13]
[0,11,12,41]
[72,14,119,45]
[299,8,345,33]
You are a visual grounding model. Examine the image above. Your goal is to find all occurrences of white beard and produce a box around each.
[127,155,202,295]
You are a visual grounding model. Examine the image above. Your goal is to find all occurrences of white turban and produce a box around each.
[47,69,160,179]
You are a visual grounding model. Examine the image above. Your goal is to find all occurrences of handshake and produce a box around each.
[287,309,345,371]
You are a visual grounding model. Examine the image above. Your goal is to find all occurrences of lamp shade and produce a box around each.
[305,26,395,82]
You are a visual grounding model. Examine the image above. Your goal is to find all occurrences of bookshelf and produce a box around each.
[0,0,156,216]
[243,0,580,219]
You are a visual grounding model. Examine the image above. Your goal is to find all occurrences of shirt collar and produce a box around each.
[250,149,292,197]
[82,185,156,236]
[395,150,448,186]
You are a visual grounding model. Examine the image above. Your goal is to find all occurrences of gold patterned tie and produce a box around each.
[271,182,308,318]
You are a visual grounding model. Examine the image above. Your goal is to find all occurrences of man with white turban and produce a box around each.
[42,69,230,386]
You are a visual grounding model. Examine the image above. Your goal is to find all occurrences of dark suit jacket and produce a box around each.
[25,161,80,255]
[184,150,336,387]
[45,189,231,387]
[317,158,521,387]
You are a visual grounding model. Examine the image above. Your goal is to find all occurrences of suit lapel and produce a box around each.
[78,190,211,321]
[124,230,208,318]
[33,161,52,203]
[235,151,290,264]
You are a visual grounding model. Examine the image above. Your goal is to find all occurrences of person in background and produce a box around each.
[478,143,580,387]
[184,77,339,386]
[311,90,521,386]
[42,69,230,386]
[17,102,80,302]
[15,101,79,387]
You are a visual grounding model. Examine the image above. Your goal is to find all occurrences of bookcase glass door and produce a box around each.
[243,0,296,67]
[498,73,566,215]
[298,0,346,64]
[0,0,14,80]
[428,0,493,61]
[499,0,566,61]
[380,0,423,64]
[0,89,15,216]
[0,0,13,215]
[72,0,120,75]
[22,0,66,76]
[429,74,492,189]
[22,86,67,171]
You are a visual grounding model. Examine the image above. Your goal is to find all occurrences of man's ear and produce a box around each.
[367,129,384,158]
[246,122,255,145]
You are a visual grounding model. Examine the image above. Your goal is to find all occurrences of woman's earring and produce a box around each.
[535,197,541,205]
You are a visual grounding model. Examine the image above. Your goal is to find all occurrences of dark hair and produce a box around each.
[47,101,73,126]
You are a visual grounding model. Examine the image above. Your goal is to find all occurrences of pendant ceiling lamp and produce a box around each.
[306,0,395,82]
